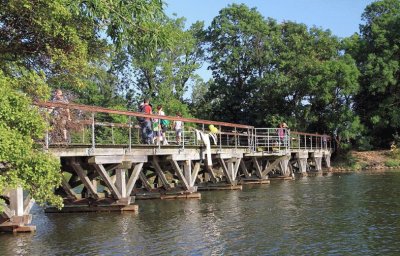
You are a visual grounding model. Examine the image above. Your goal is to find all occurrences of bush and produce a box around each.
[384,159,400,167]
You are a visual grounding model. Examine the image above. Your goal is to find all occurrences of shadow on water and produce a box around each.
[1,169,400,255]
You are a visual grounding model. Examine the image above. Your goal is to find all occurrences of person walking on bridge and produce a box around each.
[141,99,153,145]
[51,89,71,142]
[277,122,289,147]
[173,112,183,145]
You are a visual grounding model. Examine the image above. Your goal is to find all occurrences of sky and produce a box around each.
[165,0,375,37]
[164,0,376,95]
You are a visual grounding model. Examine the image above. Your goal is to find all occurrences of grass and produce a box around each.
[384,159,400,167]
[384,149,400,167]
[332,151,365,170]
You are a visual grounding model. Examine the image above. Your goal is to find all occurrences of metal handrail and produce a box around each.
[37,101,332,152]
[37,102,254,150]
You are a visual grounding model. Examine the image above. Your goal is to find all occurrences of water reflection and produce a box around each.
[1,170,400,255]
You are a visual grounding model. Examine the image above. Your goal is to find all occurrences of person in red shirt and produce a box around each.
[141,98,153,144]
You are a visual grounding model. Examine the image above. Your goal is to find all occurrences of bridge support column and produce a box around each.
[0,187,35,233]
[279,156,290,176]
[311,152,323,171]
[296,152,309,174]
[198,153,242,190]
[115,161,132,204]
[238,158,270,184]
[323,151,331,168]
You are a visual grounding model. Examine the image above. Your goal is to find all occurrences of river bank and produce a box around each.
[331,149,400,172]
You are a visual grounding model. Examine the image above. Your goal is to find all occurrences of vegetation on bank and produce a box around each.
[332,149,400,171]
[0,0,399,208]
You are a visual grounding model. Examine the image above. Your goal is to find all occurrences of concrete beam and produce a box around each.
[88,155,147,164]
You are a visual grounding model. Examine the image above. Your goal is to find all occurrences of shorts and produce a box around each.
[175,129,182,137]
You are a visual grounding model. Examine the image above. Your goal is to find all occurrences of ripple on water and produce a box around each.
[1,171,400,255]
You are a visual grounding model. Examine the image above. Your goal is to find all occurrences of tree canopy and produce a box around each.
[1,0,399,210]
[0,0,167,208]
[199,4,361,148]
[347,0,400,148]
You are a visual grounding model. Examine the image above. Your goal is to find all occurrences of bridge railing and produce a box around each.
[36,101,255,151]
[290,131,332,151]
[254,128,290,153]
[35,102,332,153]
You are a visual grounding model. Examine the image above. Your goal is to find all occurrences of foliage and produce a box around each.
[0,73,63,208]
[204,4,361,148]
[204,4,278,124]
[0,0,167,209]
[331,151,365,171]
[347,0,400,148]
[122,16,206,118]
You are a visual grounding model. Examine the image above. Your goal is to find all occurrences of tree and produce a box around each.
[0,72,62,208]
[205,4,278,124]
[126,16,206,116]
[205,4,361,148]
[0,0,167,208]
[348,0,400,148]
[270,22,361,143]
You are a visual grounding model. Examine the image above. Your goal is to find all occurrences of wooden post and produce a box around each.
[126,163,144,196]
[183,160,192,187]
[9,187,23,217]
[152,157,171,189]
[252,157,263,179]
[0,187,36,233]
[279,157,290,176]
[324,152,331,168]
[296,152,309,174]
[170,160,190,190]
[116,169,127,198]
[240,160,251,178]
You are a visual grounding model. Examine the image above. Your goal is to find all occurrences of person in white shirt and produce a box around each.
[155,105,168,145]
[173,112,183,144]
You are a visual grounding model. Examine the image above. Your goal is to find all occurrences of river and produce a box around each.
[1,170,400,255]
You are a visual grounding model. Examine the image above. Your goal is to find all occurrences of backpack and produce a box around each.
[136,104,145,123]
[161,119,170,127]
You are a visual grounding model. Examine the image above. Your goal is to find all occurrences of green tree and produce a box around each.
[0,0,167,209]
[270,22,361,142]
[347,0,400,147]
[205,4,278,124]
[205,4,361,147]
[0,72,62,208]
[127,16,206,116]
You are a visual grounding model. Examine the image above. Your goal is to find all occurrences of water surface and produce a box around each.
[1,170,400,255]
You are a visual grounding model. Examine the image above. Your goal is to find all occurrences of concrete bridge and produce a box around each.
[0,102,332,232]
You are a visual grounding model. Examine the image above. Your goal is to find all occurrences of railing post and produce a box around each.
[254,128,258,151]
[82,126,85,144]
[128,117,131,152]
[182,122,185,150]
[112,125,115,145]
[298,134,300,150]
[91,112,95,149]
[158,118,161,149]
[234,127,237,149]
[219,125,222,151]
[320,136,323,150]
[45,113,49,150]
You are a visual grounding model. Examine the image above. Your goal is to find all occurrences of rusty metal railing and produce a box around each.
[290,131,332,151]
[36,101,332,153]
[36,101,255,151]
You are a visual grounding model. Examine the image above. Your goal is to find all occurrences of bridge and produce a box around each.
[0,102,333,232]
